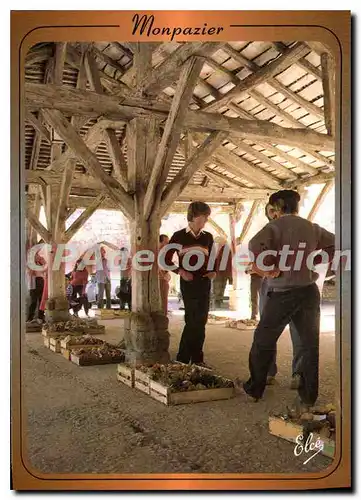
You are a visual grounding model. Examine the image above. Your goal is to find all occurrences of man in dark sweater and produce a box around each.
[165,201,216,365]
[236,190,335,408]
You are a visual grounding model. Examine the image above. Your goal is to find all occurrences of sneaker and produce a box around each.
[290,374,301,390]
[266,375,276,386]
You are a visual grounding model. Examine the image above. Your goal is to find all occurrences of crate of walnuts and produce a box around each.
[133,363,235,405]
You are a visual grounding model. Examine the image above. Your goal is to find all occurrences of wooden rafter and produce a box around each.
[64,194,106,242]
[236,200,261,245]
[41,109,134,219]
[53,43,67,85]
[25,110,51,145]
[140,42,222,95]
[307,180,334,221]
[320,52,336,136]
[207,217,228,240]
[205,42,310,112]
[143,56,205,219]
[160,131,229,215]
[26,208,52,243]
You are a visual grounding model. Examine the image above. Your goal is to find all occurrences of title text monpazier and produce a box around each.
[131,14,224,41]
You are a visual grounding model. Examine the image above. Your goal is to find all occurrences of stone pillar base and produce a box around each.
[124,311,170,365]
[45,296,70,324]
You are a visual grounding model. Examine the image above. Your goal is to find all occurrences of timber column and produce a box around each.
[123,115,170,365]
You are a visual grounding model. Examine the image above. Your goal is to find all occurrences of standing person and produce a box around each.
[85,274,97,309]
[165,201,216,366]
[96,246,111,310]
[70,259,89,317]
[213,237,233,309]
[159,234,171,315]
[236,190,335,408]
[117,247,132,311]
[66,273,82,316]
[26,249,46,324]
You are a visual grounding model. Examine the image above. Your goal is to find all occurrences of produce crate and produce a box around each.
[94,309,115,319]
[149,379,234,405]
[113,309,130,318]
[269,416,335,459]
[43,337,50,348]
[226,319,258,330]
[49,337,62,353]
[70,352,125,366]
[134,369,151,394]
[60,343,104,361]
[117,364,134,388]
[60,337,104,350]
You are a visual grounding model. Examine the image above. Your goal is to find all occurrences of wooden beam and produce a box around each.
[207,217,228,240]
[267,78,324,120]
[141,42,221,95]
[236,200,261,245]
[53,43,67,85]
[160,131,229,214]
[143,56,205,220]
[64,194,106,242]
[214,147,282,189]
[26,209,52,243]
[227,135,299,180]
[26,83,335,151]
[285,171,335,189]
[41,109,134,219]
[205,43,310,112]
[205,57,239,86]
[321,52,336,136]
[25,110,51,145]
[227,102,332,172]
[133,43,153,88]
[90,45,125,76]
[307,180,334,221]
[84,49,129,190]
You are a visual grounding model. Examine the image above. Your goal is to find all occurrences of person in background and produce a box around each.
[213,236,233,309]
[165,201,216,366]
[70,258,89,317]
[85,274,98,308]
[66,273,82,316]
[26,248,47,324]
[96,246,112,309]
[159,234,171,315]
[237,190,335,409]
[117,247,132,311]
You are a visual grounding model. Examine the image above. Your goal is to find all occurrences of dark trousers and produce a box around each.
[97,282,111,309]
[244,283,320,405]
[250,274,263,319]
[27,277,44,321]
[259,279,303,377]
[118,278,132,311]
[177,277,211,364]
[72,284,89,315]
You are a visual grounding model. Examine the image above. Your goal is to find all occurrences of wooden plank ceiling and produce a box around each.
[24,40,335,207]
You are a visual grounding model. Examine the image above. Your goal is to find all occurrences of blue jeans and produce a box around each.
[259,279,303,377]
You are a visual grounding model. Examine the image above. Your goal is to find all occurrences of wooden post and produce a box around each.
[307,181,334,222]
[124,116,170,365]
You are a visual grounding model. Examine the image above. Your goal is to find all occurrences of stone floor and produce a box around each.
[23,301,336,475]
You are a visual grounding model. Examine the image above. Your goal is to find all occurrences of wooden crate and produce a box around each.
[269,416,335,459]
[26,323,42,333]
[113,310,130,318]
[42,329,82,338]
[149,379,234,405]
[117,364,134,388]
[43,337,50,348]
[94,309,115,319]
[60,337,104,350]
[70,352,125,366]
[60,343,104,361]
[49,337,62,353]
[134,369,151,394]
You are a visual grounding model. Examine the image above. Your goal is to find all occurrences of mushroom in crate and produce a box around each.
[60,334,105,360]
[70,344,126,366]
